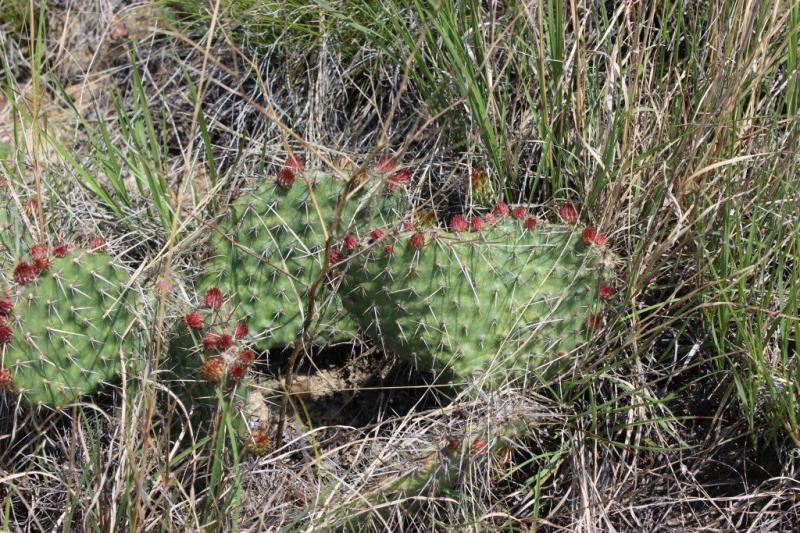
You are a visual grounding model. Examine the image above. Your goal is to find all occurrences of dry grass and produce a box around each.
[1,0,799,530]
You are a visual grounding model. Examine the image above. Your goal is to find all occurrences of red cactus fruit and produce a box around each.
[559,201,578,223]
[595,233,607,246]
[228,363,247,382]
[493,201,509,217]
[402,220,414,231]
[217,333,234,351]
[329,247,342,264]
[599,284,614,298]
[581,227,596,244]
[343,234,359,250]
[184,311,203,329]
[285,154,304,171]
[470,216,485,231]
[409,232,425,250]
[524,216,537,229]
[511,206,526,220]
[200,356,226,382]
[384,244,394,254]
[375,157,397,174]
[30,243,48,258]
[203,287,224,309]
[12,262,36,285]
[484,212,496,223]
[244,427,270,455]
[276,167,296,189]
[234,322,249,338]
[52,243,69,258]
[0,298,12,316]
[155,278,173,296]
[471,438,488,454]
[0,366,11,386]
[88,235,106,251]
[0,321,12,344]
[386,169,411,190]
[201,333,220,351]
[369,228,386,242]
[585,314,603,330]
[32,255,50,273]
[240,348,256,366]
[449,214,468,232]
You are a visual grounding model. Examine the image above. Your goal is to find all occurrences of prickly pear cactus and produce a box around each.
[338,207,615,384]
[0,242,141,407]
[167,286,269,448]
[198,164,363,350]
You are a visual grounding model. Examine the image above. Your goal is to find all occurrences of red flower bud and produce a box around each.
[203,287,224,309]
[559,202,578,223]
[184,311,203,329]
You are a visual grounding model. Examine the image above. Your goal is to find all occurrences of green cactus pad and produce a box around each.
[198,171,362,350]
[0,248,141,407]
[339,221,613,385]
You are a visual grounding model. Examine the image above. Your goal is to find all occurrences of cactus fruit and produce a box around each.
[559,201,579,223]
[338,213,614,385]
[0,244,141,407]
[197,171,362,350]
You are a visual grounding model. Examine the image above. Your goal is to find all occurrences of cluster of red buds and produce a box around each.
[11,242,65,285]
[184,287,258,383]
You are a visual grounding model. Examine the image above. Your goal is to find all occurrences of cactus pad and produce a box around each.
[0,245,140,407]
[198,170,362,350]
[339,216,613,384]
